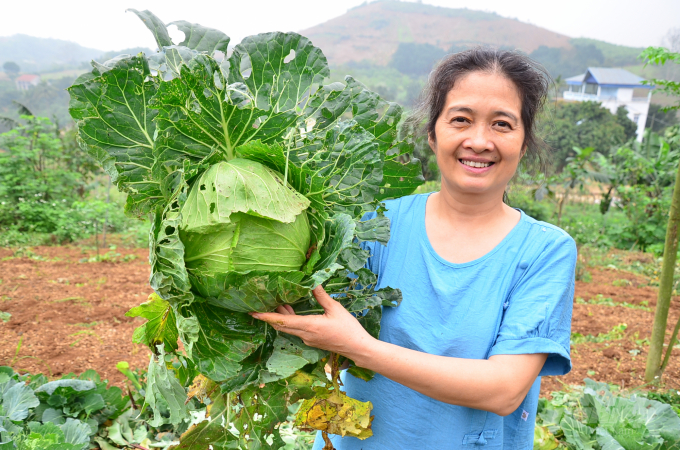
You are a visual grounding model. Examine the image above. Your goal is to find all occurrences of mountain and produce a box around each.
[301,0,573,66]
[0,34,104,73]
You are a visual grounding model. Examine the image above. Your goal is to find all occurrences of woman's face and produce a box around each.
[429,71,525,200]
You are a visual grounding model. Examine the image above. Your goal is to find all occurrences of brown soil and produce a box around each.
[1,246,680,396]
[0,246,152,386]
[541,266,680,396]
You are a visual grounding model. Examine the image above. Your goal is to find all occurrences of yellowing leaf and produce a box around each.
[294,387,373,440]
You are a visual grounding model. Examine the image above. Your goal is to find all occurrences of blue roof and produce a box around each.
[565,68,652,89]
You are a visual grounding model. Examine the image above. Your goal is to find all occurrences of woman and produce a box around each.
[251,48,576,450]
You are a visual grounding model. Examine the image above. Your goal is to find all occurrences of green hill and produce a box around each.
[0,34,106,73]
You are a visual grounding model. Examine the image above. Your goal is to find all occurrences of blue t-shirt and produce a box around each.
[312,193,576,450]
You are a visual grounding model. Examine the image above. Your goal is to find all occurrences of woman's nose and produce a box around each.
[463,123,494,153]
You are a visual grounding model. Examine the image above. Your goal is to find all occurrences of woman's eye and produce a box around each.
[452,117,468,124]
[495,121,511,129]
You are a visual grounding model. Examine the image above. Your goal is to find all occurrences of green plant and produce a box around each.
[67,10,424,448]
[536,379,680,449]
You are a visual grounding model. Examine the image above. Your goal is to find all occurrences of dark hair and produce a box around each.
[413,46,552,172]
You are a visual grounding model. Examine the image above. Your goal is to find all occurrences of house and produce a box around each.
[563,68,653,141]
[15,74,41,91]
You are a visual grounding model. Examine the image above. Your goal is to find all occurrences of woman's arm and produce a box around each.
[251,286,547,417]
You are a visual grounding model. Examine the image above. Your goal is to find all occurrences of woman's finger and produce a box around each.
[250,311,312,331]
[312,285,336,311]
[283,304,295,314]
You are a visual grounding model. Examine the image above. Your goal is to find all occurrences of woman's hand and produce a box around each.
[249,286,375,360]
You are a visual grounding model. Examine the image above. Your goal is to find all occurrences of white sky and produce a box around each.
[0,0,678,52]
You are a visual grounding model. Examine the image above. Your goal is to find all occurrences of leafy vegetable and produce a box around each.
[68,9,424,449]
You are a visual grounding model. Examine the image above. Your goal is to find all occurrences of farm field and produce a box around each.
[1,245,679,396]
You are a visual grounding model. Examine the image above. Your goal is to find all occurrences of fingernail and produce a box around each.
[250,312,262,319]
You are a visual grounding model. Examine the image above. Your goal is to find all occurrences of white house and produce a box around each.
[15,74,41,91]
[563,67,653,141]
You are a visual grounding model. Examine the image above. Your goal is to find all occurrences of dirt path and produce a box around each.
[1,246,679,395]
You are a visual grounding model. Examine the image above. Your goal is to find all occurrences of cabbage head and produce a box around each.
[179,159,312,306]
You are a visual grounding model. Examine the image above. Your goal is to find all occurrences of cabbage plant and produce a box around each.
[68,9,423,449]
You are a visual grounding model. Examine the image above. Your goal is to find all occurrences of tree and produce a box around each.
[642,45,680,382]
[541,101,635,170]
[646,103,680,133]
[3,61,20,79]
[389,42,446,77]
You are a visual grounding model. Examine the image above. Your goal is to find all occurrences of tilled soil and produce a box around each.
[1,246,679,395]
[0,246,153,386]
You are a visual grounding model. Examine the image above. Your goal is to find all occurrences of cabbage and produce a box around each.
[67,9,424,449]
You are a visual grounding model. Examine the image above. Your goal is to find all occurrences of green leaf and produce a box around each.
[42,408,65,425]
[192,271,311,313]
[2,381,39,421]
[172,391,231,450]
[127,9,173,50]
[377,158,425,201]
[60,419,91,449]
[355,213,390,245]
[68,55,162,217]
[261,334,326,381]
[81,393,106,415]
[35,380,96,397]
[594,427,625,450]
[181,302,268,386]
[227,32,329,113]
[149,209,194,307]
[126,293,179,353]
[167,20,230,54]
[144,346,189,427]
[560,415,597,450]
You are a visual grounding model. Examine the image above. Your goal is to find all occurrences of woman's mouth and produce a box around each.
[459,159,494,169]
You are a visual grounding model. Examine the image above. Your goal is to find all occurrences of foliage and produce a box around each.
[389,42,446,77]
[646,104,679,133]
[2,62,20,78]
[67,10,424,449]
[535,379,680,450]
[641,46,680,112]
[541,101,637,169]
[530,43,605,79]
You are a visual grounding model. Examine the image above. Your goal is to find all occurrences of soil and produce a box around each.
[0,246,153,386]
[1,245,680,396]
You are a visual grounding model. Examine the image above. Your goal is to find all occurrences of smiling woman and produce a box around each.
[252,47,577,450]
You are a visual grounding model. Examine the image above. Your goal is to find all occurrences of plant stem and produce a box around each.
[659,314,680,374]
[645,157,680,381]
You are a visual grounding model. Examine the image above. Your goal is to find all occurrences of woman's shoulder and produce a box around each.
[515,210,577,257]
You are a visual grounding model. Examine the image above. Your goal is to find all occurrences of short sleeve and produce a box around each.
[488,231,577,376]
[358,210,381,276]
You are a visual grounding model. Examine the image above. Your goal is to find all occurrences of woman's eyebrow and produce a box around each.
[493,110,519,124]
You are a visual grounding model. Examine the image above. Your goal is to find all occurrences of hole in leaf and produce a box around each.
[159,239,170,245]
[171,201,179,209]
[213,71,224,90]
[165,226,176,235]
[284,49,296,64]
[167,24,185,45]
[200,184,206,191]
[239,52,252,79]
[212,184,216,191]
[210,202,216,214]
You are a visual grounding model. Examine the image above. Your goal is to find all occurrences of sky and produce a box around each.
[0,0,678,52]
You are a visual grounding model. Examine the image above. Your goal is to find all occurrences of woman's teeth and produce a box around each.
[461,160,491,168]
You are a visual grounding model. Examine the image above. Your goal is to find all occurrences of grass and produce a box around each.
[575,294,652,312]
[571,323,628,345]
[52,296,92,308]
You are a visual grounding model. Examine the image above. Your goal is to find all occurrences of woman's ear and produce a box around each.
[428,132,437,154]
[520,145,527,159]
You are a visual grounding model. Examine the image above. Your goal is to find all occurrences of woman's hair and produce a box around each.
[412,46,553,172]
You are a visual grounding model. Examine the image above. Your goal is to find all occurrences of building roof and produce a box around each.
[15,74,40,82]
[565,67,651,88]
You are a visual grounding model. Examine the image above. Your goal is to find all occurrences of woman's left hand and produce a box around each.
[249,285,374,359]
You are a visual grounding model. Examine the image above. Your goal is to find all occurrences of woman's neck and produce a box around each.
[424,185,520,264]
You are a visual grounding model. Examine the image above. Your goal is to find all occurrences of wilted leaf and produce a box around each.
[126,293,179,353]
[295,386,373,440]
